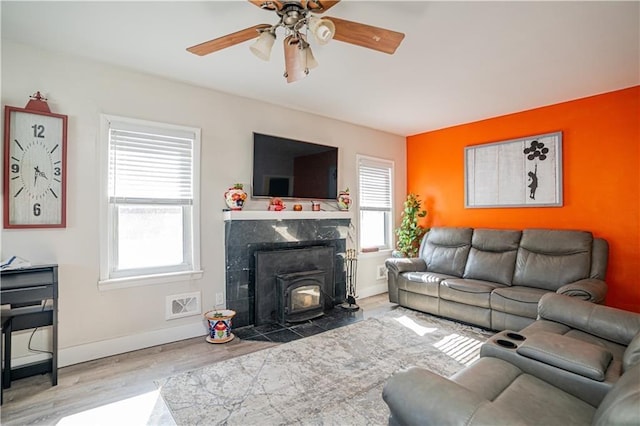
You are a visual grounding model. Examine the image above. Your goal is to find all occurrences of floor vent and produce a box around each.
[166,291,201,320]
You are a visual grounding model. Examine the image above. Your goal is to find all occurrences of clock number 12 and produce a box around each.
[31,124,45,138]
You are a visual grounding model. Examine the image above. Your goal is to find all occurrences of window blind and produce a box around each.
[359,159,392,209]
[108,121,194,204]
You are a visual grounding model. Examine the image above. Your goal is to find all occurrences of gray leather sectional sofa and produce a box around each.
[385,227,609,331]
[383,293,640,425]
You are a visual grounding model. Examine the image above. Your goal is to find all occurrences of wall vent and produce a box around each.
[166,291,201,320]
[376,265,387,280]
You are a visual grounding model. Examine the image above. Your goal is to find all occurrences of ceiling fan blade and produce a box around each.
[326,16,405,54]
[305,0,341,13]
[187,24,271,56]
[248,1,283,11]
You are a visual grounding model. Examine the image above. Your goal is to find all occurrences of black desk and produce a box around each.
[1,264,58,403]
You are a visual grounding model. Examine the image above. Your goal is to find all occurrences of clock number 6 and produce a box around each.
[31,124,45,138]
[33,203,41,216]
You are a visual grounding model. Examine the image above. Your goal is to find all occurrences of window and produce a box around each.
[357,156,394,252]
[99,115,201,288]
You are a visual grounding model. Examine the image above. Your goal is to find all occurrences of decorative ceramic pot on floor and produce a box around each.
[225,183,247,210]
[204,309,236,344]
[337,188,351,210]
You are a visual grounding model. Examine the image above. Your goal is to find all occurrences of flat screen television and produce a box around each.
[252,132,338,200]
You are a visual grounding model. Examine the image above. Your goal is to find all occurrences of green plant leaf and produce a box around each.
[394,193,428,258]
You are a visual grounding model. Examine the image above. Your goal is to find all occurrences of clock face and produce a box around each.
[5,108,66,227]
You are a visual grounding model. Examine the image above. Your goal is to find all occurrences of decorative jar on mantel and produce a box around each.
[224,183,247,210]
[337,188,351,210]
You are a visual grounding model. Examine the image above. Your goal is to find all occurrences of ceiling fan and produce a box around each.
[187,0,405,83]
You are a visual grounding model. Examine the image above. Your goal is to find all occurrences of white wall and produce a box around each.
[1,41,406,366]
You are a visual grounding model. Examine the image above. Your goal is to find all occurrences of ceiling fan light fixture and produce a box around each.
[283,35,307,83]
[250,30,276,61]
[304,45,319,70]
[298,35,319,71]
[308,16,335,45]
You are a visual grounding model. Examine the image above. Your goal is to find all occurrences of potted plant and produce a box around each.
[394,193,428,258]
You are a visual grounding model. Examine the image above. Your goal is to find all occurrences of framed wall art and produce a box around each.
[465,131,562,208]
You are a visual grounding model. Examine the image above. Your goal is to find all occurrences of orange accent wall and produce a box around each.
[407,86,639,312]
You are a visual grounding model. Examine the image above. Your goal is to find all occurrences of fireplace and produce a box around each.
[277,270,325,323]
[224,214,350,327]
[255,245,335,326]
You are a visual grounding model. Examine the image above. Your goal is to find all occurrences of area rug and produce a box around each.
[157,307,494,425]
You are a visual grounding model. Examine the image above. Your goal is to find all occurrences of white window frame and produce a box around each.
[357,155,394,254]
[98,114,202,290]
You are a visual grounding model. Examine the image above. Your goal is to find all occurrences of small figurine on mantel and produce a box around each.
[268,197,286,211]
[337,188,351,210]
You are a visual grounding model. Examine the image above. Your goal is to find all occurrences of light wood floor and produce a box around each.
[1,293,396,425]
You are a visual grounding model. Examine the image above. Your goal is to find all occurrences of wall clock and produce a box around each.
[3,92,67,228]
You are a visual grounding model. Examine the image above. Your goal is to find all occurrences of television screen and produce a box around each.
[252,133,338,200]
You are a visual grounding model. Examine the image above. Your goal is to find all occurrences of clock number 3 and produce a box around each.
[31,124,45,138]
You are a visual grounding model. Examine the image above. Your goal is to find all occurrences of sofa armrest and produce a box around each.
[385,258,426,303]
[557,278,607,303]
[385,257,427,275]
[516,331,613,381]
[383,367,524,426]
[538,293,640,346]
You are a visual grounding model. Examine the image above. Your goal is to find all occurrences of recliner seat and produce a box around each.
[382,294,640,425]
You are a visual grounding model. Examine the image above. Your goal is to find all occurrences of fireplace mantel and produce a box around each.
[223,210,351,221]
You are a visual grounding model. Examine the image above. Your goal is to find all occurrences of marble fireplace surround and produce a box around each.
[224,211,351,328]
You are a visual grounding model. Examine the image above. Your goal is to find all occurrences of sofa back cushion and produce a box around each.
[623,332,640,372]
[420,227,473,277]
[513,229,593,291]
[591,238,609,280]
[538,293,640,346]
[463,229,521,285]
[593,363,640,425]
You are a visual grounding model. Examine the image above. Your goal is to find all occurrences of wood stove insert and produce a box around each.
[277,270,325,323]
[255,245,335,326]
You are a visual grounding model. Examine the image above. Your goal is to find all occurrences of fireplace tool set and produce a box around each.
[340,248,359,311]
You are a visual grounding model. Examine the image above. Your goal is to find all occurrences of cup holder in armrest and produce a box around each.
[506,332,526,341]
[496,339,518,349]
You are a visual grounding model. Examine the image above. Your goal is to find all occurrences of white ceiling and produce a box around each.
[2,1,638,136]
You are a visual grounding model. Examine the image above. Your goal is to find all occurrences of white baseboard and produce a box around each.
[57,321,206,367]
[11,289,389,369]
[357,281,388,300]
